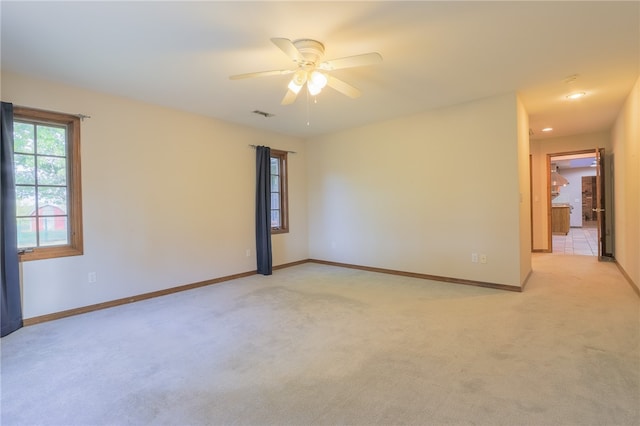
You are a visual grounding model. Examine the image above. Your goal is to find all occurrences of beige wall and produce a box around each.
[516,97,532,283]
[2,72,309,318]
[306,93,529,287]
[611,75,640,289]
[530,131,611,251]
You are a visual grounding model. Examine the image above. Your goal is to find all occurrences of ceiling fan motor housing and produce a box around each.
[293,39,325,65]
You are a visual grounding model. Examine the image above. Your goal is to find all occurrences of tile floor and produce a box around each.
[552,224,599,256]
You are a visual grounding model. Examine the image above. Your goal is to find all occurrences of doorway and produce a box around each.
[548,150,603,256]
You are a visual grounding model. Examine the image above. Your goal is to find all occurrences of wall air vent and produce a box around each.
[252,110,275,118]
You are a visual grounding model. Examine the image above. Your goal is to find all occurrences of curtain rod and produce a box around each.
[16,105,91,121]
[248,144,297,154]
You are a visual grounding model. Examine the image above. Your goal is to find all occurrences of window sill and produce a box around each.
[19,246,83,262]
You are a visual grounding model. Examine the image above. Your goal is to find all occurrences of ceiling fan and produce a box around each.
[229,38,383,105]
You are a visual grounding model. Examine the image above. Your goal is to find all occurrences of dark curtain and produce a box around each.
[1,102,23,337]
[255,145,272,275]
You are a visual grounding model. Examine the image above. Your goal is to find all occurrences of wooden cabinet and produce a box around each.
[552,205,570,235]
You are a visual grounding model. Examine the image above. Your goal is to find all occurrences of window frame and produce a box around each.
[13,106,83,261]
[270,149,289,234]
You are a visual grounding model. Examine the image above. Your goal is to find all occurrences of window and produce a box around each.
[13,107,83,261]
[270,150,288,233]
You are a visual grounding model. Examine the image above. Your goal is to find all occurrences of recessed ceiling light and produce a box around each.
[566,92,586,100]
[542,127,553,132]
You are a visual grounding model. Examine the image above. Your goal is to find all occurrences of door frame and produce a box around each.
[546,149,600,254]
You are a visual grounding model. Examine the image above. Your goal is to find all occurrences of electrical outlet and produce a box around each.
[480,254,487,264]
[245,249,251,257]
[88,272,97,283]
[471,253,478,263]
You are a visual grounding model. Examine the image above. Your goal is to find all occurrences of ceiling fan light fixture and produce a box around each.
[307,82,323,96]
[288,79,303,94]
[307,71,328,96]
[288,71,307,94]
[310,71,328,89]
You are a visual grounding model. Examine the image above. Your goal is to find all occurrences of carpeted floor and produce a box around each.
[1,254,639,425]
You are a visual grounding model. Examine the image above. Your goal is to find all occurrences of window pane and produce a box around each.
[15,186,36,216]
[17,217,37,248]
[14,122,35,153]
[37,156,67,185]
[271,210,281,228]
[14,154,35,185]
[39,216,68,246]
[271,193,279,208]
[270,158,279,174]
[38,186,67,213]
[271,175,279,193]
[36,125,66,156]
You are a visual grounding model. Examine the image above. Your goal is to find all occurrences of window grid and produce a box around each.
[15,120,71,249]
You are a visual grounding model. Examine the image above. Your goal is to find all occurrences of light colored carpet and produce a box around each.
[1,254,639,425]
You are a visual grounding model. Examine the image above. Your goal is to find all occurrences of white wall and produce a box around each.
[2,71,308,318]
[306,93,529,288]
[611,75,640,290]
[530,132,611,251]
[554,167,596,227]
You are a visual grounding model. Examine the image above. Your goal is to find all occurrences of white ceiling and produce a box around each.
[1,1,638,140]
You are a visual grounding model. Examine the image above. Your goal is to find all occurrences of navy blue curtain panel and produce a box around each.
[1,102,23,337]
[255,145,272,275]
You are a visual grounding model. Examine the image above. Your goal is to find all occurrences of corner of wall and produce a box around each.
[516,96,532,285]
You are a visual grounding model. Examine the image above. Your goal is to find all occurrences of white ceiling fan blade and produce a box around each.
[229,69,296,80]
[319,52,383,71]
[326,75,361,99]
[281,89,300,105]
[271,38,305,63]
